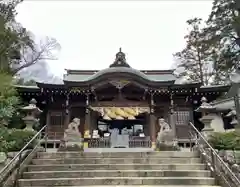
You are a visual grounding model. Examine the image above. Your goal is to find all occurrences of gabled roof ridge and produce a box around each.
[65,68,175,75]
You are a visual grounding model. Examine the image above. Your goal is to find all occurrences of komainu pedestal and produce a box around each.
[58,118,83,151]
[156,118,179,151]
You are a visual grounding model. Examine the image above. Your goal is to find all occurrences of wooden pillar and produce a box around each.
[149,92,156,149]
[64,93,70,129]
[169,93,176,138]
[46,110,51,135]
[85,108,91,133]
[84,93,91,133]
[84,93,91,148]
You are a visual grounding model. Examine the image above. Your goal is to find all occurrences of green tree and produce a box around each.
[0,0,60,75]
[204,0,240,84]
[0,0,33,73]
[174,0,240,85]
[0,73,20,126]
[173,18,213,85]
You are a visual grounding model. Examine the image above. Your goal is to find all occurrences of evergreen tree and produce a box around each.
[0,0,60,75]
[173,18,213,85]
[204,0,240,84]
[174,0,240,85]
[0,0,32,73]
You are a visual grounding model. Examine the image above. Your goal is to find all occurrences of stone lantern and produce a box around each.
[195,97,216,138]
[22,98,42,131]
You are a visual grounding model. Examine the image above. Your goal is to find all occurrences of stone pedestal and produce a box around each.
[22,115,38,131]
[200,115,214,138]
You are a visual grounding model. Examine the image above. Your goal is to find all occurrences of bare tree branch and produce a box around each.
[11,36,61,75]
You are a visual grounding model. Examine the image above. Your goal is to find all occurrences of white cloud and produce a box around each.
[16,1,213,77]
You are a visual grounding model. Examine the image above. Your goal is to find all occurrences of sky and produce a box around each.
[16,1,213,77]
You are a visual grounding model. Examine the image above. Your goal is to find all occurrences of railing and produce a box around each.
[40,131,63,149]
[87,136,152,148]
[88,138,111,148]
[0,125,47,187]
[189,122,240,187]
[47,131,64,140]
[129,136,151,148]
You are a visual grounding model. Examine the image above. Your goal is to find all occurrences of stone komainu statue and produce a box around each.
[64,118,81,138]
[58,118,83,151]
[156,118,179,151]
[157,118,172,143]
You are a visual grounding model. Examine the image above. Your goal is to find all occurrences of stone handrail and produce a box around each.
[189,122,240,187]
[0,125,47,187]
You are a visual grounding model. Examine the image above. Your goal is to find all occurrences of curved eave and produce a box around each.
[64,79,175,88]
[211,97,235,111]
[36,82,67,89]
[199,85,230,92]
[171,83,201,89]
[14,85,40,92]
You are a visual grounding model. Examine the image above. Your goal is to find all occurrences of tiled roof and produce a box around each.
[64,67,176,83]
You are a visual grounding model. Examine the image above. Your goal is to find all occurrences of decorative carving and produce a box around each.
[59,118,83,151]
[70,87,84,92]
[109,48,130,68]
[110,80,130,89]
[90,107,150,120]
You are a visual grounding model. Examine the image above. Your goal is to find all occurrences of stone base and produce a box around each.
[58,142,83,152]
[156,142,180,151]
[83,148,155,152]
[202,128,214,139]
[151,142,156,149]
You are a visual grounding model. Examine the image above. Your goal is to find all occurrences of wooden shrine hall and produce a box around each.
[16,49,230,148]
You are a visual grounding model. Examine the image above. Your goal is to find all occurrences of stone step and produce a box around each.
[31,157,201,165]
[27,163,206,171]
[23,170,211,179]
[18,177,216,186]
[37,151,198,159]
[19,186,220,187]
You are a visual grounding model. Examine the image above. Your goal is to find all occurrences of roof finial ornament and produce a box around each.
[109,48,130,68]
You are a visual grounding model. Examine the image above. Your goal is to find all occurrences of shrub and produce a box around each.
[208,131,240,150]
[0,73,20,127]
[0,127,36,153]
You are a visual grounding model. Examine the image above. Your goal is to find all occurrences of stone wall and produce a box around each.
[218,150,240,179]
[0,151,29,182]
[0,152,18,170]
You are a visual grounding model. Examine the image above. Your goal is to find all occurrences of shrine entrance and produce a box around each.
[90,106,150,148]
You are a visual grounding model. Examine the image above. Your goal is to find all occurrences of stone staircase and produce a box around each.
[18,151,220,187]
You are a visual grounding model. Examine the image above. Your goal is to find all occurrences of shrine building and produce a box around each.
[15,49,230,148]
